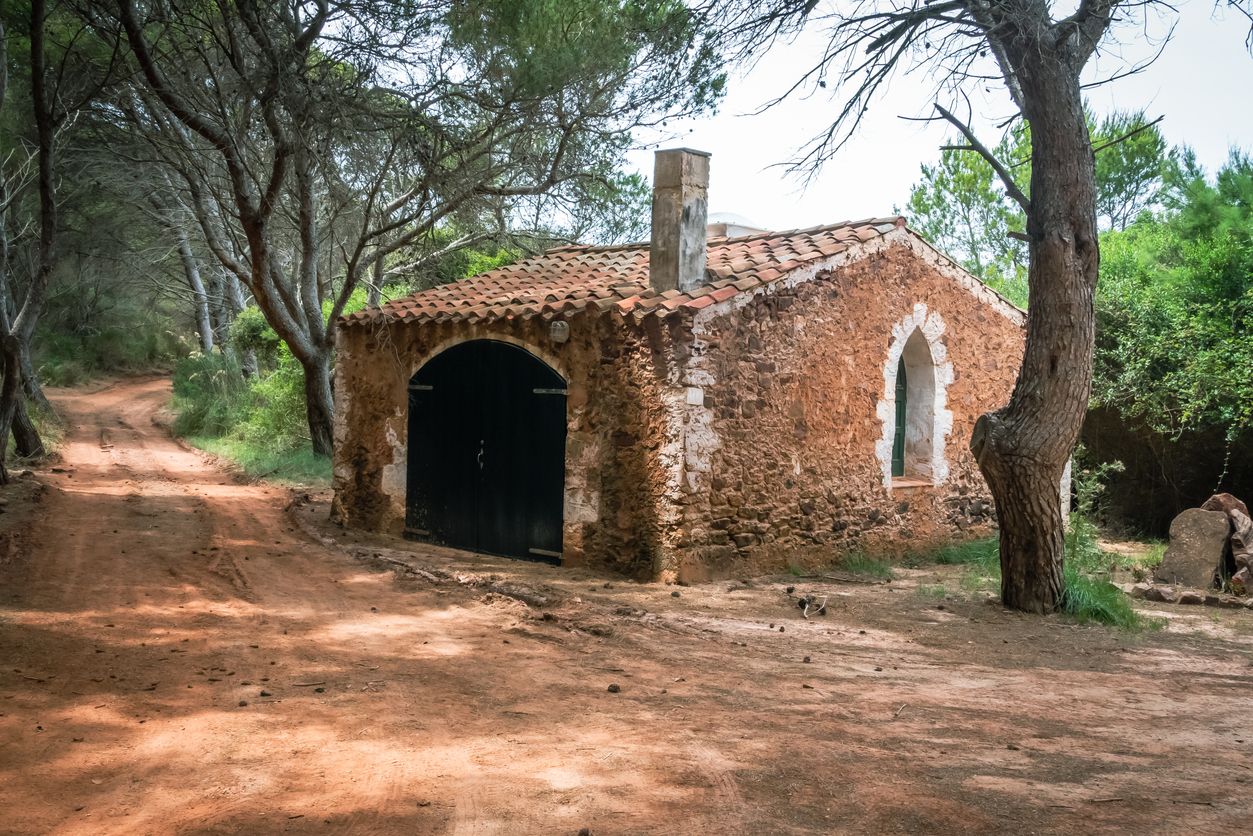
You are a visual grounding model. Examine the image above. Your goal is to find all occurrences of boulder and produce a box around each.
[1200,493,1250,518]
[1155,508,1228,589]
[1231,509,1253,573]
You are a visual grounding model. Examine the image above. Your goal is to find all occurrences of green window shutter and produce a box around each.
[892,357,907,477]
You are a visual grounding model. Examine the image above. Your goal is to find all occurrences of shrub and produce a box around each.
[171,350,249,438]
[37,326,182,385]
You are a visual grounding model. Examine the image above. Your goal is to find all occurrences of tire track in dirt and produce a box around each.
[689,743,749,835]
[449,785,485,836]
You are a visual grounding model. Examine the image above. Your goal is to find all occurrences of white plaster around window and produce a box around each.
[875,303,955,490]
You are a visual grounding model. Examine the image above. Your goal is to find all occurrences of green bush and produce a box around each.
[38,326,182,386]
[229,307,283,365]
[169,293,376,484]
[235,349,313,450]
[171,350,249,438]
[188,435,330,483]
[170,347,330,485]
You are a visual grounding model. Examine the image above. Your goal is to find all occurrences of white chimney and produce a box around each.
[649,148,710,293]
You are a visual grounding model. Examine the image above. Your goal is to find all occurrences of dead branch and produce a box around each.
[934,103,1030,212]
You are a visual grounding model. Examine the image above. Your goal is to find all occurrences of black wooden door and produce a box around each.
[405,340,566,563]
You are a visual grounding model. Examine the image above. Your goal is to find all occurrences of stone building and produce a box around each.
[332,149,1026,581]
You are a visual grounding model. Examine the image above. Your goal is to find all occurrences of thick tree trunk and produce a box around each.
[11,396,44,459]
[0,345,19,484]
[18,343,50,412]
[971,46,1100,614]
[300,351,334,457]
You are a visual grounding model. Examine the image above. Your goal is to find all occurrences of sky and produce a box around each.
[625,3,1253,231]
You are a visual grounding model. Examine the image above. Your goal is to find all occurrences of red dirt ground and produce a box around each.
[1,377,1251,835]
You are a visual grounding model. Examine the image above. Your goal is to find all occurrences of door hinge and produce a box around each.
[409,383,433,391]
[533,388,567,396]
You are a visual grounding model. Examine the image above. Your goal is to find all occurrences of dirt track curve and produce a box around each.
[1,377,1251,835]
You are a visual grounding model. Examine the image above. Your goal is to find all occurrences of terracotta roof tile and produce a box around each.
[341,217,906,327]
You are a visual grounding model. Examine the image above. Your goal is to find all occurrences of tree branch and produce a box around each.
[934,102,1030,211]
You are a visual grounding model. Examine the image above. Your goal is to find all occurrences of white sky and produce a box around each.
[625,3,1253,231]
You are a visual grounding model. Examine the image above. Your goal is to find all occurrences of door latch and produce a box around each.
[477,439,485,470]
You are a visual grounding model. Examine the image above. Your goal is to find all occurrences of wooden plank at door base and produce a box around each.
[528,547,562,558]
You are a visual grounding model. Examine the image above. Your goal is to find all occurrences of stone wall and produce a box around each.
[331,311,680,578]
[664,234,1025,580]
[333,232,1025,581]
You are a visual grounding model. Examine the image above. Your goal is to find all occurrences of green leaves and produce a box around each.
[903,126,1030,305]
[902,109,1169,308]
[1093,153,1253,439]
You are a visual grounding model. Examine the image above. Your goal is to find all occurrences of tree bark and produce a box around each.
[300,350,334,457]
[18,343,50,412]
[176,226,215,353]
[970,10,1104,614]
[0,345,20,484]
[0,2,53,483]
[10,396,44,459]
[366,250,383,307]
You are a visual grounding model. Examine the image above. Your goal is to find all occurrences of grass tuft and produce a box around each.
[188,436,330,485]
[927,537,1000,567]
[904,521,1157,630]
[1060,567,1152,629]
[840,553,895,580]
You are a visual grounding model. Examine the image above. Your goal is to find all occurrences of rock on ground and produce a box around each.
[1155,508,1228,589]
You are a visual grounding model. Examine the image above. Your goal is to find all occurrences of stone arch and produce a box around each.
[409,330,570,385]
[875,303,954,489]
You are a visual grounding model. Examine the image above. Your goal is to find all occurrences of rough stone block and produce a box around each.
[1200,492,1250,518]
[1155,508,1228,589]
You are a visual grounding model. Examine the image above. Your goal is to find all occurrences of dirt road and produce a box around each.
[1,377,1251,834]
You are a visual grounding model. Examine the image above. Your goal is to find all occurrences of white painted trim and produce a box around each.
[874,303,955,490]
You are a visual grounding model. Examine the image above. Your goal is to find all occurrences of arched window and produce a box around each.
[876,303,954,488]
[897,329,937,479]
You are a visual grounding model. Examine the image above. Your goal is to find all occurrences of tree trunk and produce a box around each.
[18,343,50,412]
[367,250,383,307]
[971,47,1100,614]
[218,269,258,377]
[176,226,214,353]
[300,351,334,457]
[11,396,44,459]
[0,0,54,482]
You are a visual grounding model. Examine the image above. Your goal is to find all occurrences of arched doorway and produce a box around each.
[405,340,567,563]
